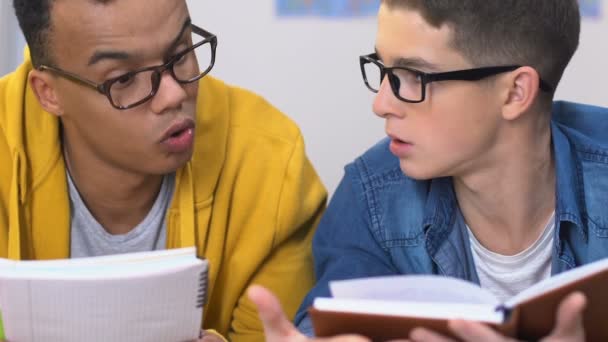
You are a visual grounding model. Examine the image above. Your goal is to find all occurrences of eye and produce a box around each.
[173,54,187,65]
[172,50,193,67]
[119,74,133,83]
[395,68,422,84]
[112,73,136,89]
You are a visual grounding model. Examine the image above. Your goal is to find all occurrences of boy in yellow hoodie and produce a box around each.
[0,0,327,341]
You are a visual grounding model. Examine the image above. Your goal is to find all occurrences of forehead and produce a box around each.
[50,0,189,66]
[375,4,469,69]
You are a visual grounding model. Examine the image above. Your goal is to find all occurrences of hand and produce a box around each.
[197,332,226,342]
[407,292,587,342]
[248,285,371,342]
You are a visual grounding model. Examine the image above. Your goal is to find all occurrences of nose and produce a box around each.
[149,70,189,114]
[372,76,404,119]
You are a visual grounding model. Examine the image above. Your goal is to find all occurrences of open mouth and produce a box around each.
[170,129,187,138]
[162,119,195,141]
[161,119,196,153]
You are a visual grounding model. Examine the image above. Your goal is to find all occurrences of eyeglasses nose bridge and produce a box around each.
[150,62,183,95]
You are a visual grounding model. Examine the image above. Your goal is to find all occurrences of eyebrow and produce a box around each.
[374,48,441,71]
[87,17,192,66]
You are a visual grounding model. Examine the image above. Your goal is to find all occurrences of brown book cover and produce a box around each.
[310,308,517,341]
[514,267,608,341]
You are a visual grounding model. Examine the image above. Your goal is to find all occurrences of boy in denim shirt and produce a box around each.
[249,1,607,341]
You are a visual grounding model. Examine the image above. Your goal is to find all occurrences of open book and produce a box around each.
[0,247,208,342]
[310,257,608,341]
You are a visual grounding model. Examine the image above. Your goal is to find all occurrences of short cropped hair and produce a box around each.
[382,0,581,92]
[13,0,112,67]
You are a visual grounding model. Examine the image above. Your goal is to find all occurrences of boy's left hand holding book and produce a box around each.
[250,286,587,342]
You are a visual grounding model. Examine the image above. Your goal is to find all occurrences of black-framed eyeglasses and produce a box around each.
[38,24,217,110]
[359,53,554,103]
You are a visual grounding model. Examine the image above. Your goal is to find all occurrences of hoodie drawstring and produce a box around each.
[8,151,27,260]
[179,162,198,248]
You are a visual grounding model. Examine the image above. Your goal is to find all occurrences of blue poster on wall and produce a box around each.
[276,0,380,18]
[579,0,602,18]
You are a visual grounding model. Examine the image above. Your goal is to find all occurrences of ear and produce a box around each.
[28,69,65,117]
[501,66,541,121]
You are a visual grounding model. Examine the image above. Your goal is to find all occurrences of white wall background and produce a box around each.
[2,2,608,195]
[187,1,608,195]
[187,1,384,197]
[0,2,24,76]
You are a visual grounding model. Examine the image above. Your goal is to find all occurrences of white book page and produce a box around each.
[314,297,504,323]
[505,257,608,307]
[0,247,201,280]
[330,275,499,305]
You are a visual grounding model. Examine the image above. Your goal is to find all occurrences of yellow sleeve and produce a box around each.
[228,133,327,342]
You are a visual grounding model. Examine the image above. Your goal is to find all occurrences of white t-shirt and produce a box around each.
[467,212,555,303]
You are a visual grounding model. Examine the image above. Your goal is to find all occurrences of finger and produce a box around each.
[248,285,303,341]
[409,327,457,342]
[448,320,516,342]
[547,292,587,339]
[198,334,225,342]
[318,335,371,342]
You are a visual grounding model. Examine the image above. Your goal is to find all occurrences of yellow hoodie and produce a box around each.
[0,51,327,341]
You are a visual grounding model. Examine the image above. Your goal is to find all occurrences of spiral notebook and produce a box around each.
[0,247,207,342]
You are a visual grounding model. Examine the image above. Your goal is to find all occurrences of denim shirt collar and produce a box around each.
[420,120,587,281]
[422,177,457,253]
[551,121,589,271]
[551,121,587,238]
[422,177,480,281]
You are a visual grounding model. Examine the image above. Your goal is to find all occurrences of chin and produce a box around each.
[145,151,194,175]
[165,151,194,172]
[399,160,442,181]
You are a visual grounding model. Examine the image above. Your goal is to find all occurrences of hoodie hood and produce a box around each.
[0,48,65,260]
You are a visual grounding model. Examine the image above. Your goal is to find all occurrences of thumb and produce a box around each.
[248,285,305,342]
[548,292,587,339]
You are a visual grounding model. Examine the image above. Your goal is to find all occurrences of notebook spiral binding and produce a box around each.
[197,267,208,309]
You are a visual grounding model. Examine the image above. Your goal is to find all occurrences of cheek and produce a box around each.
[184,82,199,102]
[66,95,150,146]
[418,102,493,154]
[60,83,111,116]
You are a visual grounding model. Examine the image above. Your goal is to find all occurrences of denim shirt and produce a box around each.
[295,101,608,336]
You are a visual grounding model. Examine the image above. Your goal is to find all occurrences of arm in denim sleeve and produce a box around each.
[294,162,399,336]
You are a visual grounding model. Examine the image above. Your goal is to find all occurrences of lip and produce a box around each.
[387,133,414,157]
[161,118,196,142]
[160,118,196,154]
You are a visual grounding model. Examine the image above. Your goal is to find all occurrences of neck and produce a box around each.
[454,115,555,255]
[63,137,163,236]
